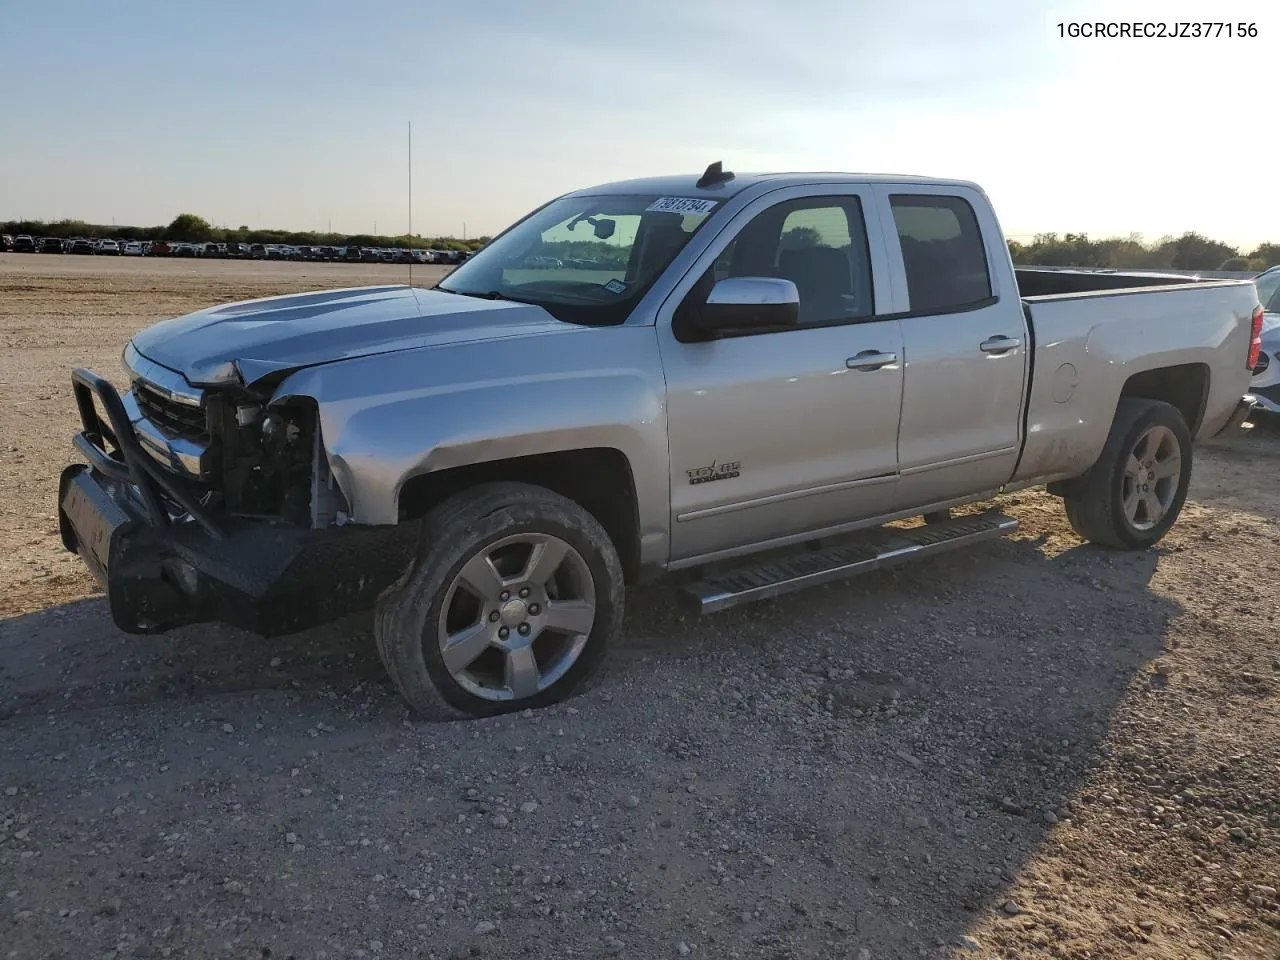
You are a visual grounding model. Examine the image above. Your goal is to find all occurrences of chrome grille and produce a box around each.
[133,381,209,443]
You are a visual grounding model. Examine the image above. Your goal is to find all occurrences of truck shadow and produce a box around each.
[612,529,1181,951]
[0,511,1183,956]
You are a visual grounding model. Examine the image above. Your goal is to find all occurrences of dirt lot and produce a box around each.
[1,255,1278,960]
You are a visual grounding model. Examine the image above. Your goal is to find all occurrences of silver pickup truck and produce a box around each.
[58,163,1264,719]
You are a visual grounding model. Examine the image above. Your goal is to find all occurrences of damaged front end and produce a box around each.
[207,383,346,528]
[57,348,419,637]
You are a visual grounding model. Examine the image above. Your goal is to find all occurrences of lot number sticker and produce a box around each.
[646,197,718,216]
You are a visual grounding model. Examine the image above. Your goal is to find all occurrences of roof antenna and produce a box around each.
[696,160,735,189]
[407,119,413,288]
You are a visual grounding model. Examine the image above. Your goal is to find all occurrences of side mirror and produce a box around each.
[685,277,799,339]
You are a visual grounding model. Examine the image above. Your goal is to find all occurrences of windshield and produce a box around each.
[1256,268,1280,313]
[436,193,722,324]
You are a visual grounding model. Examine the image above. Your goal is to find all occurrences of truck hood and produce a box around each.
[129,284,570,386]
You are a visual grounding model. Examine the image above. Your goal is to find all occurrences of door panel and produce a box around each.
[895,302,1027,505]
[660,320,904,560]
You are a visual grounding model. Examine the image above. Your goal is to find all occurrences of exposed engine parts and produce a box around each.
[207,392,317,525]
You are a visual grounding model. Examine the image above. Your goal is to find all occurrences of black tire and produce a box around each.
[1061,398,1193,549]
[374,482,625,720]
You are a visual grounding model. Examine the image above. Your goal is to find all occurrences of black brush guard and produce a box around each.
[58,369,418,636]
[66,368,225,536]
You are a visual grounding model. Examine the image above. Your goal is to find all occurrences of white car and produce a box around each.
[1246,266,1280,415]
[122,241,145,256]
[96,239,120,256]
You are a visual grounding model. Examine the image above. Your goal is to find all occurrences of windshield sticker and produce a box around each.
[603,278,628,295]
[646,197,719,216]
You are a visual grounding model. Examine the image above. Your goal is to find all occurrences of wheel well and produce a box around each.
[397,448,642,583]
[1120,363,1210,434]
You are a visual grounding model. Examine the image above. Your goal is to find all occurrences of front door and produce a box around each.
[656,189,905,563]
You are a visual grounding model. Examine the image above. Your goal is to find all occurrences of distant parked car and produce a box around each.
[96,239,121,256]
[13,235,37,253]
[523,254,563,269]
[1,234,12,252]
[123,241,145,256]
[69,239,95,255]
[39,237,65,253]
[249,243,267,259]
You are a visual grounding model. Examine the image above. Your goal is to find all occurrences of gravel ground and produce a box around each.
[1,255,1278,960]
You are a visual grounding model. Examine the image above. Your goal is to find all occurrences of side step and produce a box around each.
[678,510,1018,614]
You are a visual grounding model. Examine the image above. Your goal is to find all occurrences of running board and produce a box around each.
[678,510,1018,615]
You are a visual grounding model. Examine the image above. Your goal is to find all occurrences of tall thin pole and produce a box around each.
[408,120,413,287]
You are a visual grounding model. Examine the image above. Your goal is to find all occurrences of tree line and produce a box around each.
[1,213,490,252]
[1008,232,1279,271]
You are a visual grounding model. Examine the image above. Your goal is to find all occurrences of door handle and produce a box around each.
[980,335,1021,355]
[846,350,899,371]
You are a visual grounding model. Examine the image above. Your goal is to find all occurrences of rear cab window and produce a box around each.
[889,194,993,314]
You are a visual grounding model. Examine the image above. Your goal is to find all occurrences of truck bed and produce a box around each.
[1010,269,1258,486]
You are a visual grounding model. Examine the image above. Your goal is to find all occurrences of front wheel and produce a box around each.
[374,482,625,720]
[1061,398,1193,549]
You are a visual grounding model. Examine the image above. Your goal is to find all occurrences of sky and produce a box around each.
[0,0,1276,248]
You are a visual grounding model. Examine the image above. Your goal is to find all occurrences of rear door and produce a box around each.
[872,186,1030,508]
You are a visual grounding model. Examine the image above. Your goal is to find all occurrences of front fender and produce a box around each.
[273,326,671,562]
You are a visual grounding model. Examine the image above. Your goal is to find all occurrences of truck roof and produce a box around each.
[568,170,984,200]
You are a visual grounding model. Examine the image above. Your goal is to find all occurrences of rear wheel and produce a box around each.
[374,482,624,720]
[1061,398,1192,549]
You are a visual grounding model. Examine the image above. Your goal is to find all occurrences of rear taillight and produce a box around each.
[1248,304,1264,371]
